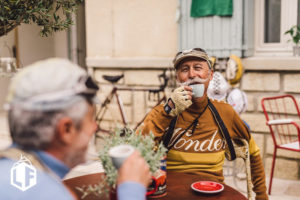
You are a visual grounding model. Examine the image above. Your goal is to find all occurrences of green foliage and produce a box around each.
[285,25,300,46]
[77,127,167,199]
[99,127,167,188]
[0,0,83,37]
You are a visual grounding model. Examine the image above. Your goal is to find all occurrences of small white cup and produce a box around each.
[108,144,135,169]
[190,84,205,98]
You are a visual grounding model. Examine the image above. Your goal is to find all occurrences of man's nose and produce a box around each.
[188,68,196,78]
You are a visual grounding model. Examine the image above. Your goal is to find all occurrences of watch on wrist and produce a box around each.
[164,98,174,114]
[164,103,172,114]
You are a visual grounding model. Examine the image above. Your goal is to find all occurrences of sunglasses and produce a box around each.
[175,48,207,58]
[173,48,212,69]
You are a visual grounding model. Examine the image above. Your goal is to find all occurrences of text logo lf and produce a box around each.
[10,154,37,191]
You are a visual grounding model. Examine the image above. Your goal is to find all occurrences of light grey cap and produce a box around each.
[5,58,99,111]
[173,48,212,69]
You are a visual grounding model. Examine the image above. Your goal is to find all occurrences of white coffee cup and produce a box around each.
[190,84,205,98]
[108,144,135,169]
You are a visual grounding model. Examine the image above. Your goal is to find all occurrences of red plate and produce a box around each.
[191,181,224,194]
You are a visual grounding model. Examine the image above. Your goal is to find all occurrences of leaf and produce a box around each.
[285,25,300,45]
[0,0,82,37]
[284,30,291,35]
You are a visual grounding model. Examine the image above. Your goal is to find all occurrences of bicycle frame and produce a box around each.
[95,87,128,134]
[95,84,168,135]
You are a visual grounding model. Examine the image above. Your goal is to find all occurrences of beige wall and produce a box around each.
[0,24,68,111]
[1,24,68,67]
[85,0,178,61]
[54,30,68,59]
[19,24,68,66]
[0,31,15,57]
[18,24,55,66]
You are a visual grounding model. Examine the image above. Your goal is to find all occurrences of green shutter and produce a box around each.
[191,0,233,17]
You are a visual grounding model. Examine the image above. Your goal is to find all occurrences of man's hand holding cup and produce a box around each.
[108,145,151,188]
[164,86,193,117]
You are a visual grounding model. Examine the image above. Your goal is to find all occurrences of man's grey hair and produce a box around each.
[8,98,90,150]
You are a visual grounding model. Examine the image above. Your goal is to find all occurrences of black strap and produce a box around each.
[162,117,177,148]
[207,99,236,160]
[162,98,236,160]
[162,103,209,151]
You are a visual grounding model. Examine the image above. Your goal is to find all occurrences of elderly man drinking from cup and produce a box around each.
[0,58,150,200]
[138,48,268,200]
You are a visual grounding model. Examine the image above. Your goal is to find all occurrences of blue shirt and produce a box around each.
[0,147,146,200]
[0,149,73,200]
[118,182,146,200]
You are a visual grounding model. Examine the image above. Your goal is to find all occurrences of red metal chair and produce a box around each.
[261,94,300,195]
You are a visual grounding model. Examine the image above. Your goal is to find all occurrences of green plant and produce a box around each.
[284,25,300,46]
[99,127,167,188]
[77,127,167,199]
[0,0,83,37]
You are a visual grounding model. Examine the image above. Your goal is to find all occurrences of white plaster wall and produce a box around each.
[0,31,15,57]
[85,0,178,59]
[53,30,68,59]
[18,24,55,66]
[0,24,68,111]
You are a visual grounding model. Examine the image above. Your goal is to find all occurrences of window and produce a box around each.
[264,0,281,43]
[255,0,300,56]
[298,0,300,25]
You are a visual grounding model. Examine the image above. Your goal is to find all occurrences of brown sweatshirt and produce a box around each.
[139,97,268,200]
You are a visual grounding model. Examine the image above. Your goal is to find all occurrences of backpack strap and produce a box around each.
[0,148,47,171]
[162,98,237,161]
[207,99,236,160]
[162,116,177,149]
[162,102,209,151]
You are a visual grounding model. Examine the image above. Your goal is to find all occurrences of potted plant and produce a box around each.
[284,25,300,56]
[77,127,167,199]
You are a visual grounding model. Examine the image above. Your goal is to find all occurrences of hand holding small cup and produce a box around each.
[111,146,151,188]
[108,144,135,170]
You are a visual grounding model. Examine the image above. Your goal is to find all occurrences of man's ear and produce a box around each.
[55,117,76,145]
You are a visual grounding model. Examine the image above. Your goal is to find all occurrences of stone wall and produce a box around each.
[92,67,169,132]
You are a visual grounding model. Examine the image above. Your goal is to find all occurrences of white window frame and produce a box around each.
[254,0,298,56]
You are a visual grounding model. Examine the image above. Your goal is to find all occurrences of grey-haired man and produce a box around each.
[140,48,268,200]
[0,58,150,200]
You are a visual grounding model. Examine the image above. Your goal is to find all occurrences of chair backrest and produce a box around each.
[261,95,300,147]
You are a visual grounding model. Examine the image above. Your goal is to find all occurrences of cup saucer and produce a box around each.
[191,181,224,194]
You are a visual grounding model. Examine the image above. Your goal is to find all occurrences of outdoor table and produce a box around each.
[64,171,247,200]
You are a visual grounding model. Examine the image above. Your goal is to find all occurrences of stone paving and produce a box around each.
[224,175,300,200]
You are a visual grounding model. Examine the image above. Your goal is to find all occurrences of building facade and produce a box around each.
[85,0,300,180]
